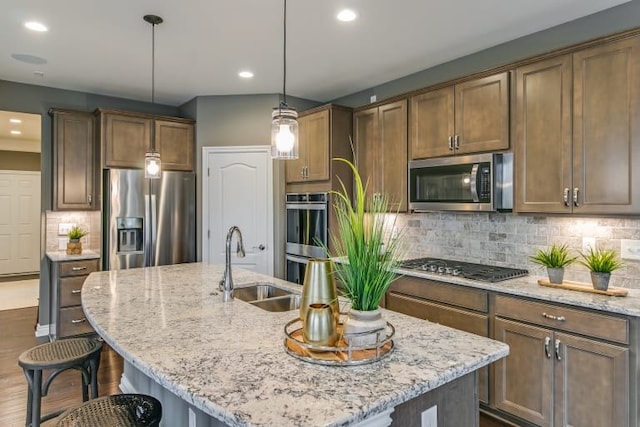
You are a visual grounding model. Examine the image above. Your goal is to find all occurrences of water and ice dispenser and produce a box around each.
[116,217,143,253]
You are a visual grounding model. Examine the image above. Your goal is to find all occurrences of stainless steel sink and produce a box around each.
[234,282,292,302]
[250,294,301,312]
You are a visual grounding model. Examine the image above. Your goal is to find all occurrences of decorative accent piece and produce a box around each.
[143,14,163,179]
[578,247,623,291]
[66,226,87,255]
[270,0,299,159]
[300,258,339,322]
[537,279,628,297]
[343,308,387,347]
[303,303,338,347]
[590,272,611,291]
[284,314,395,366]
[546,267,565,284]
[529,243,577,284]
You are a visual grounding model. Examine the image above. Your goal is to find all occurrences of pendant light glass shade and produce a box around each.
[270,0,299,159]
[144,151,162,179]
[271,105,299,159]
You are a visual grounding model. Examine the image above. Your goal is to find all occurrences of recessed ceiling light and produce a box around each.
[24,21,48,32]
[239,71,254,79]
[10,130,22,135]
[9,118,22,124]
[337,9,357,22]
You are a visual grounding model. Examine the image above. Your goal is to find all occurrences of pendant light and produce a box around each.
[144,14,163,179]
[270,0,299,159]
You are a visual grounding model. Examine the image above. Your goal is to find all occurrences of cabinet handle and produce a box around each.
[454,135,460,149]
[563,188,570,207]
[300,167,305,178]
[87,194,92,204]
[72,266,87,271]
[71,318,86,324]
[544,336,551,358]
[71,289,82,294]
[573,188,580,207]
[542,312,566,322]
[305,166,308,178]
[448,136,454,150]
[555,339,562,361]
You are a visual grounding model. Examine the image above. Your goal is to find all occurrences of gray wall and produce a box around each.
[332,0,640,108]
[0,79,178,327]
[0,151,40,171]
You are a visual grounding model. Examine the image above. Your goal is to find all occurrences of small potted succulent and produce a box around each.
[67,226,88,255]
[530,243,577,284]
[578,247,623,291]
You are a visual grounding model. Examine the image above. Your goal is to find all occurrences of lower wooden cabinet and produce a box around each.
[493,296,630,427]
[50,258,99,340]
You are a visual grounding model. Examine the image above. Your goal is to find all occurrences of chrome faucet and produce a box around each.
[220,226,246,302]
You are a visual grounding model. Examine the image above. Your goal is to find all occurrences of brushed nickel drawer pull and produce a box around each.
[71,266,87,271]
[563,188,570,207]
[542,312,565,321]
[71,289,82,294]
[544,336,551,358]
[71,318,86,324]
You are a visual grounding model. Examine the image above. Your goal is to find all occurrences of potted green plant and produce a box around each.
[327,158,405,346]
[578,247,623,291]
[529,243,577,284]
[67,226,88,255]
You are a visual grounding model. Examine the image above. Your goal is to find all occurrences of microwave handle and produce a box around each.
[470,164,480,202]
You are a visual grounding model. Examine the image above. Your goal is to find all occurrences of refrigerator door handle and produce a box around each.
[150,194,157,266]
[144,194,151,267]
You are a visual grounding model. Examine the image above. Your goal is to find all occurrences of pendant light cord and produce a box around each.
[151,22,156,104]
[282,0,287,107]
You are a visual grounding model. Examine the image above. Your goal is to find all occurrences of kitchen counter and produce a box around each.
[82,262,508,427]
[396,267,640,317]
[46,249,100,262]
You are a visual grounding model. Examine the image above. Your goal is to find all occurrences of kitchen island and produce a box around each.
[82,263,508,427]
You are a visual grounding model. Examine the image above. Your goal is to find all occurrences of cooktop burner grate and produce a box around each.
[400,257,528,282]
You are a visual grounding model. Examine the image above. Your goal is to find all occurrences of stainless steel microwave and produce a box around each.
[409,153,513,212]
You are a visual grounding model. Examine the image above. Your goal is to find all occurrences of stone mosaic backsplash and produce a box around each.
[45,210,100,252]
[394,212,640,290]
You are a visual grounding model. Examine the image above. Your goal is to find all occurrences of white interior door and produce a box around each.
[0,171,41,275]
[203,147,273,275]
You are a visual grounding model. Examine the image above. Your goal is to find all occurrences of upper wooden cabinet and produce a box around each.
[354,99,408,212]
[409,72,509,159]
[51,109,99,210]
[285,104,353,187]
[97,109,194,172]
[515,35,640,214]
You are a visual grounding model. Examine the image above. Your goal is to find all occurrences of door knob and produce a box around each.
[253,244,266,251]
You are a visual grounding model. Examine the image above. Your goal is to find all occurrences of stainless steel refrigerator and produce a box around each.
[102,169,196,270]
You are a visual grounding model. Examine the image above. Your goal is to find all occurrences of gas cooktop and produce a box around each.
[400,257,528,283]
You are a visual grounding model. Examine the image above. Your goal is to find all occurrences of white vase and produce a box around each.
[343,308,387,348]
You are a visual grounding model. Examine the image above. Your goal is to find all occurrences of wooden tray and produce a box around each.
[284,319,395,366]
[538,279,628,297]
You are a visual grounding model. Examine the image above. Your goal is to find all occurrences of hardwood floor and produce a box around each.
[0,306,123,426]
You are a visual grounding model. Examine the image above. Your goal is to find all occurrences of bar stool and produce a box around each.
[55,394,162,426]
[18,337,103,427]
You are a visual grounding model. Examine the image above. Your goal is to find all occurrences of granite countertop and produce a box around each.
[46,249,101,262]
[397,267,640,317]
[82,262,508,427]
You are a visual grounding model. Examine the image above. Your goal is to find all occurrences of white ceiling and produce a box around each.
[0,0,630,107]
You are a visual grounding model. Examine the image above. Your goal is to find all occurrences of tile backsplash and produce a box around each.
[395,212,640,290]
[45,210,101,252]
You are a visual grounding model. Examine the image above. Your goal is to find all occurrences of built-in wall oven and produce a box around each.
[285,192,329,284]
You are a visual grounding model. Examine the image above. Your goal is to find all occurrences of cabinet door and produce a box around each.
[303,109,330,182]
[573,36,640,214]
[493,318,553,427]
[285,114,309,183]
[53,110,97,210]
[454,72,509,154]
[102,113,151,169]
[155,120,194,171]
[379,100,408,212]
[554,333,629,427]
[354,106,379,201]
[409,87,455,159]
[514,55,573,213]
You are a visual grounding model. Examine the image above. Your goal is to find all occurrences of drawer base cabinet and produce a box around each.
[50,259,99,340]
[493,296,631,427]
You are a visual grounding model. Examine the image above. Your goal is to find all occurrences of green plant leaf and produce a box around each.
[529,243,577,268]
[577,247,623,273]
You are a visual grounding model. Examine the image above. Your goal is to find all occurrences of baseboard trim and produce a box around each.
[35,323,49,338]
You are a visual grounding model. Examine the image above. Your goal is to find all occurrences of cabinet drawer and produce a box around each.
[59,259,99,277]
[59,306,94,338]
[494,295,628,344]
[389,276,488,312]
[59,276,86,307]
